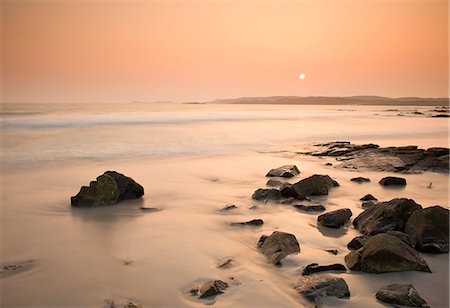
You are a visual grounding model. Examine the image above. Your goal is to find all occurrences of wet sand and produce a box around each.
[1,103,449,307]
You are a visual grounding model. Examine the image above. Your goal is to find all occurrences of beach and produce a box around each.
[1,102,449,307]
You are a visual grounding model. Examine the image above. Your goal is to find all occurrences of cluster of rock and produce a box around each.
[298,141,449,173]
[71,171,144,207]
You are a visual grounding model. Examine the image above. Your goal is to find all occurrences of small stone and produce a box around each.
[252,188,281,201]
[318,209,352,228]
[293,204,326,212]
[198,280,229,299]
[219,204,237,211]
[376,283,429,307]
[360,194,378,201]
[230,219,264,227]
[266,178,288,187]
[302,263,346,275]
[266,165,300,178]
[258,231,300,265]
[296,276,350,303]
[325,249,338,255]
[379,176,407,186]
[325,163,333,166]
[351,177,370,183]
[217,257,233,268]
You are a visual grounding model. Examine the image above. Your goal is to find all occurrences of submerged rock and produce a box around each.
[379,176,407,186]
[258,231,300,265]
[71,171,144,207]
[252,188,281,201]
[302,263,346,275]
[198,280,229,299]
[293,204,326,212]
[318,209,352,228]
[351,177,370,183]
[0,260,35,278]
[296,276,350,303]
[292,174,339,196]
[353,198,422,235]
[230,219,264,226]
[266,165,300,178]
[376,283,429,307]
[360,194,378,201]
[404,205,449,253]
[266,178,288,187]
[219,204,238,211]
[345,233,431,273]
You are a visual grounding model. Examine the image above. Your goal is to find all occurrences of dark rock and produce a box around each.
[353,198,422,235]
[217,257,233,268]
[279,184,300,198]
[252,188,281,201]
[230,219,264,226]
[376,283,429,307]
[379,176,407,186]
[386,231,416,248]
[296,277,350,303]
[325,249,338,255]
[347,236,369,250]
[361,201,377,209]
[292,174,339,196]
[71,171,143,207]
[302,263,346,275]
[360,194,377,201]
[325,162,333,166]
[318,209,352,228]
[426,147,449,157]
[140,207,159,212]
[293,204,326,212]
[404,205,449,253]
[198,280,229,298]
[432,114,450,117]
[266,178,287,187]
[345,233,431,273]
[258,231,300,265]
[219,204,237,211]
[351,177,370,183]
[266,165,300,178]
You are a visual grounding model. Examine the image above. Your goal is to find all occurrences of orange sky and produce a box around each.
[2,0,448,103]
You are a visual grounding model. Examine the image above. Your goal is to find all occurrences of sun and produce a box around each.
[299,73,306,80]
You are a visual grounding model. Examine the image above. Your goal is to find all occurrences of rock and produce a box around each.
[360,194,377,201]
[386,230,416,248]
[219,204,237,211]
[347,235,369,250]
[351,177,370,183]
[217,257,233,268]
[252,188,281,201]
[293,204,326,212]
[198,280,229,299]
[376,284,429,307]
[0,260,35,278]
[292,174,339,196]
[361,201,377,209]
[279,184,300,198]
[404,205,449,253]
[140,207,159,212]
[345,233,431,273]
[296,276,350,303]
[426,147,449,157]
[325,162,333,166]
[302,263,346,275]
[258,231,300,265]
[266,178,287,187]
[71,171,144,207]
[318,209,352,228]
[325,249,338,255]
[266,165,300,178]
[353,198,422,235]
[230,219,264,226]
[379,176,407,186]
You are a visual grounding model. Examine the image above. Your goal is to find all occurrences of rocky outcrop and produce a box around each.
[296,276,350,303]
[318,209,352,228]
[298,142,449,173]
[379,176,407,186]
[353,198,422,235]
[404,206,449,253]
[258,231,300,265]
[291,174,339,196]
[266,165,300,178]
[71,171,144,207]
[376,284,429,307]
[345,233,431,273]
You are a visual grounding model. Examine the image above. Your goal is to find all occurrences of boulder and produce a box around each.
[318,209,352,228]
[266,165,300,178]
[379,176,407,186]
[302,263,346,275]
[345,233,431,273]
[292,174,339,196]
[258,231,300,265]
[360,194,377,201]
[351,177,370,183]
[404,205,449,253]
[353,198,422,235]
[293,204,326,212]
[252,188,281,201]
[296,276,350,303]
[198,280,229,299]
[376,284,429,307]
[71,171,144,207]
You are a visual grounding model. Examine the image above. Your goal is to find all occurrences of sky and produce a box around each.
[1,0,448,103]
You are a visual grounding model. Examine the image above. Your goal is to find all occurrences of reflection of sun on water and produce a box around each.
[299,73,305,80]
